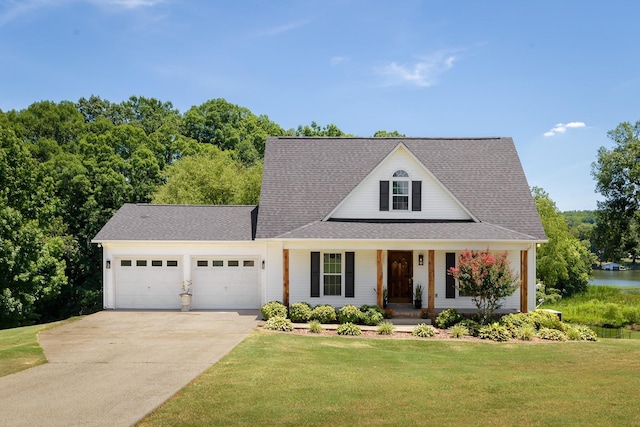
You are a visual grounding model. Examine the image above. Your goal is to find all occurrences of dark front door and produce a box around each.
[387,251,413,303]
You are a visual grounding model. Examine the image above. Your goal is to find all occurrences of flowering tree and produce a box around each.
[448,249,519,323]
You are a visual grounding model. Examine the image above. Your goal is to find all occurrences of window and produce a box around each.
[392,170,409,211]
[167,260,178,267]
[197,260,208,267]
[151,260,162,267]
[212,260,224,267]
[228,260,239,267]
[136,260,147,267]
[121,260,132,267]
[323,253,342,296]
[243,260,255,267]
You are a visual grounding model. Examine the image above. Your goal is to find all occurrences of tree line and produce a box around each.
[0,96,407,328]
[1,94,635,328]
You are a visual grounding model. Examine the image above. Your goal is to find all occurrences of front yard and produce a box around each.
[139,331,640,426]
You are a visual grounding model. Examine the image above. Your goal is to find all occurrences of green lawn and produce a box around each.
[139,331,640,427]
[0,318,78,377]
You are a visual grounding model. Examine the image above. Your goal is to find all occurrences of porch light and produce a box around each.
[262,260,265,269]
[106,260,111,269]
[418,254,424,266]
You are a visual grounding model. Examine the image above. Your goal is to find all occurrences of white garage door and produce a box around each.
[115,258,183,309]
[191,257,260,309]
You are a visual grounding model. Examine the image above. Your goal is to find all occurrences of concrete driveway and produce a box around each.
[0,310,259,427]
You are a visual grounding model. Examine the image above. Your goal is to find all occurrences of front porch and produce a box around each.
[279,246,532,314]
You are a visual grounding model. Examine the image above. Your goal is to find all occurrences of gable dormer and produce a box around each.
[328,143,473,221]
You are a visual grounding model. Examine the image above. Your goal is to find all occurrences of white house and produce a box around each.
[92,137,547,314]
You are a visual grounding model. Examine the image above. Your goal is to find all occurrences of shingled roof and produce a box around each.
[255,137,546,241]
[92,204,258,241]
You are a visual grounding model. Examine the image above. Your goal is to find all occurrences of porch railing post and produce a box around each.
[520,250,528,313]
[377,250,383,307]
[283,249,289,307]
[428,250,435,316]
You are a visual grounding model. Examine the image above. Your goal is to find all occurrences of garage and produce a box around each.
[114,257,183,309]
[190,257,260,309]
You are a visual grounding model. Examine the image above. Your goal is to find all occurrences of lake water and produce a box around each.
[589,269,640,288]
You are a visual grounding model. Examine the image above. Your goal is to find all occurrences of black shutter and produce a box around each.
[311,252,320,297]
[379,181,389,211]
[412,181,422,211]
[446,252,456,298]
[345,252,355,298]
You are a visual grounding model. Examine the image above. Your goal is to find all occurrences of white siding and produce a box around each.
[288,249,379,307]
[432,249,522,312]
[265,241,284,303]
[282,243,532,312]
[331,145,471,220]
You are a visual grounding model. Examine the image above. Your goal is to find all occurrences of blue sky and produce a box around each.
[2,0,639,211]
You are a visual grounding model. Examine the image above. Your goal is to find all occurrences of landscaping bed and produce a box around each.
[260,302,599,343]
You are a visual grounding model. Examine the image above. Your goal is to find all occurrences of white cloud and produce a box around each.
[376,51,457,87]
[330,56,346,66]
[0,0,162,25]
[257,19,310,36]
[0,0,55,26]
[543,122,586,137]
[92,0,164,8]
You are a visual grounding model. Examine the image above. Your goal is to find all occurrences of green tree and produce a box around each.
[448,249,518,323]
[151,146,262,205]
[0,128,68,327]
[373,130,406,137]
[534,187,595,296]
[591,120,640,263]
[291,121,347,137]
[182,98,284,160]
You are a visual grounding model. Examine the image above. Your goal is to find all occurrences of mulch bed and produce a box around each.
[259,325,551,343]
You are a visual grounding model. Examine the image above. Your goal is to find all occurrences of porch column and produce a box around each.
[520,250,528,313]
[283,249,290,307]
[428,250,435,316]
[377,250,383,307]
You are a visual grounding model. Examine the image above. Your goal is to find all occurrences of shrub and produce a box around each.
[435,308,465,328]
[360,305,383,315]
[566,324,597,341]
[288,302,312,322]
[412,323,437,338]
[500,313,535,337]
[311,305,337,324]
[263,316,294,332]
[530,310,566,331]
[457,319,481,337]
[377,321,395,335]
[478,322,511,342]
[449,324,469,338]
[261,301,287,320]
[336,322,362,336]
[362,308,384,326]
[602,303,625,327]
[308,320,323,334]
[537,327,568,341]
[448,249,519,322]
[514,324,536,341]
[338,305,362,324]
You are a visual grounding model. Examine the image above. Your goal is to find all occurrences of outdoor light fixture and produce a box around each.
[262,260,265,269]
[106,260,111,269]
[418,254,424,266]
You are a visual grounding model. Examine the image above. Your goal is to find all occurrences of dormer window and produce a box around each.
[379,171,422,212]
[392,170,410,210]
